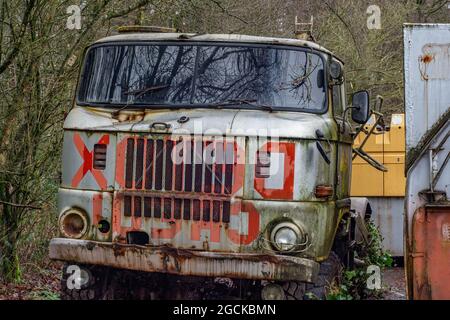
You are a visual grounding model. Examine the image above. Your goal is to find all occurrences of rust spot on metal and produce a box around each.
[203,239,209,251]
[421,54,434,64]
[162,254,170,271]
[112,243,127,257]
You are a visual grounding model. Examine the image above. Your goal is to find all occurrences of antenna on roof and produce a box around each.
[294,16,315,42]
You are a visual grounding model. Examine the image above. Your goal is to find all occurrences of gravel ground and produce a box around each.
[382,267,406,300]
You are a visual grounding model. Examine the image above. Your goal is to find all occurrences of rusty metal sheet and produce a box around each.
[411,205,450,300]
[49,238,319,283]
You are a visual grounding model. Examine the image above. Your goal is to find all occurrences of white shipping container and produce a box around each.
[403,23,450,271]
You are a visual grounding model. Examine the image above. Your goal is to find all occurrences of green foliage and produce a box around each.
[0,0,159,283]
[0,248,22,283]
[327,270,362,300]
[327,220,392,300]
[365,221,394,268]
[28,289,60,300]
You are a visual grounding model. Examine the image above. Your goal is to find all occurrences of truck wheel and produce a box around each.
[333,215,356,269]
[60,264,112,300]
[282,252,342,300]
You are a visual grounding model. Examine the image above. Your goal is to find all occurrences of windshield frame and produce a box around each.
[75,40,330,114]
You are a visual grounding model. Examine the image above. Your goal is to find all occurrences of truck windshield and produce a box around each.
[77,43,326,112]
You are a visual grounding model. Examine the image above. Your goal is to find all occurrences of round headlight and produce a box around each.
[270,222,303,252]
[59,209,88,239]
[274,227,297,251]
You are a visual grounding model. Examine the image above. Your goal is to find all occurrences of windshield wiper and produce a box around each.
[211,99,274,112]
[111,85,170,115]
[109,98,273,116]
[111,102,169,116]
[123,85,169,97]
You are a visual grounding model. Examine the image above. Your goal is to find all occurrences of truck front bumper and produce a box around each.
[49,238,319,283]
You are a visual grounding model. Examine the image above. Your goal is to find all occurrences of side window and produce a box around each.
[332,85,344,117]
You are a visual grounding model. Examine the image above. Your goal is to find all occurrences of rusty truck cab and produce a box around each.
[50,28,371,300]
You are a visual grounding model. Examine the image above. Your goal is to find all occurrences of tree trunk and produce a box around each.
[0,206,22,283]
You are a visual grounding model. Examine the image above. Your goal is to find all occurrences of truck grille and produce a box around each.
[124,137,236,195]
[123,194,231,223]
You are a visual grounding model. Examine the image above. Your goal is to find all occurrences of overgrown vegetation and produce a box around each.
[0,0,448,294]
[327,221,393,300]
[28,289,60,301]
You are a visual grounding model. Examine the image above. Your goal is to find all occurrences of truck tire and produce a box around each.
[59,263,131,300]
[60,264,103,300]
[333,215,356,269]
[282,252,342,300]
[60,264,163,300]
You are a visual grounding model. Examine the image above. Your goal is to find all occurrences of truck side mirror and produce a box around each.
[351,90,370,124]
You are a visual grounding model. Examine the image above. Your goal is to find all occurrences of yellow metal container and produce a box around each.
[350,114,406,197]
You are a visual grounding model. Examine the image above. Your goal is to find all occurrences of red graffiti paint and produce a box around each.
[254,142,295,200]
[151,217,182,240]
[112,193,126,241]
[112,198,260,245]
[92,194,103,226]
[227,202,260,245]
[112,193,157,240]
[232,141,245,196]
[115,137,127,188]
[191,221,221,243]
[72,133,109,190]
[111,135,260,245]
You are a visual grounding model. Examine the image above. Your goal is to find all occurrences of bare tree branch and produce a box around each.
[0,200,41,210]
[323,0,362,59]
[107,0,153,19]
[0,0,36,75]
[208,0,249,25]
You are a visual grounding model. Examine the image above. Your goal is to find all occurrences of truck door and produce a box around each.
[332,83,352,199]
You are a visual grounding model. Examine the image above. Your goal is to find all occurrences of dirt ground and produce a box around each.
[0,262,61,300]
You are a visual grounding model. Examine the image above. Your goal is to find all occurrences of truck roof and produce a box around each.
[94,32,337,60]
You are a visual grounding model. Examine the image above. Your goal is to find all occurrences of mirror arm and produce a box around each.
[352,115,377,159]
[351,110,384,160]
[375,95,384,112]
[341,106,358,134]
[350,96,385,137]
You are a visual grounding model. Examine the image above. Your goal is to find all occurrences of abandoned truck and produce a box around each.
[49,27,382,300]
